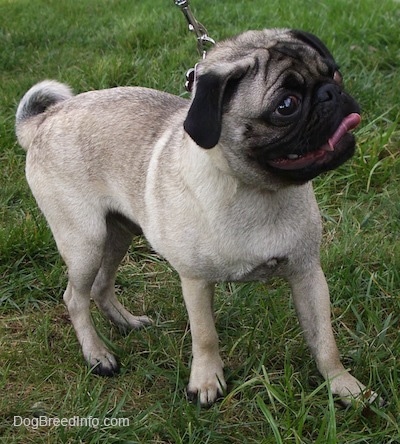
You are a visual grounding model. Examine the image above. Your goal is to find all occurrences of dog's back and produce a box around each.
[16,81,187,152]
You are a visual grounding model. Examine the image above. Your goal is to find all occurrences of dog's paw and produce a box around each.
[329,372,384,407]
[113,315,153,336]
[126,315,153,329]
[94,295,154,332]
[186,359,226,407]
[85,349,120,377]
[339,388,385,409]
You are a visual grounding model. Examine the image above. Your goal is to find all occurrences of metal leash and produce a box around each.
[174,0,216,91]
[174,0,215,58]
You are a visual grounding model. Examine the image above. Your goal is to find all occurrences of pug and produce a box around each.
[16,28,378,406]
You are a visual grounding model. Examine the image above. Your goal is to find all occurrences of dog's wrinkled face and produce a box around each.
[184,29,360,185]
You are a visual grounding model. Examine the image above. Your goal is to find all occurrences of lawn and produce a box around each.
[0,0,399,442]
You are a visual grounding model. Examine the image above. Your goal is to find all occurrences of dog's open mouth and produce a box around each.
[267,113,361,171]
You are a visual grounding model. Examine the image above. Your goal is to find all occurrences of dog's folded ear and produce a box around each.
[290,30,335,63]
[184,59,252,149]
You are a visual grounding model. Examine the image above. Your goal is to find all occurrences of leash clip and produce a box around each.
[174,0,215,60]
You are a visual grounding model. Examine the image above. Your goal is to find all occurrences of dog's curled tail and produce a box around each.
[16,80,73,150]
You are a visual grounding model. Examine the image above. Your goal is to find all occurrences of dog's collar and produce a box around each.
[185,63,198,92]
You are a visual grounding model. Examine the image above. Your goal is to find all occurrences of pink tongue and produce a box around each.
[325,113,361,151]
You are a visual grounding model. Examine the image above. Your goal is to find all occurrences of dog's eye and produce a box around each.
[275,95,301,116]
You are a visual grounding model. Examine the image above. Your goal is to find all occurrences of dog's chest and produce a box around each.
[144,165,321,282]
[162,200,312,282]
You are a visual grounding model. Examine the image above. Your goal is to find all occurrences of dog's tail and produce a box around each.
[16,80,73,150]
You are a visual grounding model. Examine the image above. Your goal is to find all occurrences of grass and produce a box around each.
[0,0,399,442]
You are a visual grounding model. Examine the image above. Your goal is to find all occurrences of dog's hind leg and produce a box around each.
[91,212,152,332]
[57,214,121,376]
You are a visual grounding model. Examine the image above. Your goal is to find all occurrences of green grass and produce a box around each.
[1,0,399,442]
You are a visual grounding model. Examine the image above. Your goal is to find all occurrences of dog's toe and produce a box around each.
[186,374,226,407]
[88,353,120,377]
[352,389,386,409]
[186,388,199,404]
[129,315,153,329]
[186,357,226,407]
[186,386,223,408]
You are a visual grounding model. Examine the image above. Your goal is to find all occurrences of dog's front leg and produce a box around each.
[289,265,378,405]
[180,277,226,406]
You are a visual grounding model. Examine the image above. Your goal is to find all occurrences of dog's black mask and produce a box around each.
[250,32,361,183]
[253,80,361,183]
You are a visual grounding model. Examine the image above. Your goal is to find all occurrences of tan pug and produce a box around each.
[16,28,379,406]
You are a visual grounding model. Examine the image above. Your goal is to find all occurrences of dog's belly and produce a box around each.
[226,256,289,282]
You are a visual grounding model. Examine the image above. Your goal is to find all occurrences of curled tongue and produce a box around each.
[324,113,361,151]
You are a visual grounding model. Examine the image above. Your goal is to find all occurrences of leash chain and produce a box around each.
[174,0,216,91]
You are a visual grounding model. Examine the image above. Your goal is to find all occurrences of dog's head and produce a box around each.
[184,29,360,186]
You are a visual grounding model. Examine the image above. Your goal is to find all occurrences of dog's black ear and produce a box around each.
[291,30,335,62]
[184,72,223,149]
[184,61,250,149]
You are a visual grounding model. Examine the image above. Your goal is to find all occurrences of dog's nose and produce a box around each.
[316,84,340,103]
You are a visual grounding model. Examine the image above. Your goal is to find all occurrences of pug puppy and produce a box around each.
[16,28,378,406]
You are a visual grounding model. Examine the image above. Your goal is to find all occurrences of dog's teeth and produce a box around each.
[286,154,300,159]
